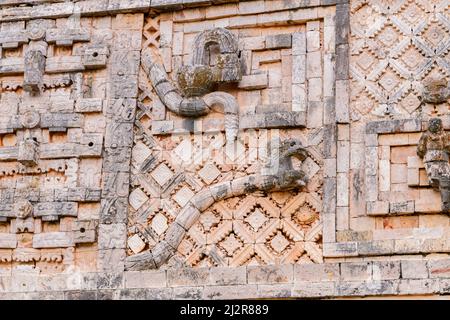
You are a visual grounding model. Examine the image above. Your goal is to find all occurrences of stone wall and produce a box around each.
[0,0,449,299]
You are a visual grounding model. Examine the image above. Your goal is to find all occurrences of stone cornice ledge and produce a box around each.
[323,238,450,258]
[0,259,449,299]
[0,0,345,22]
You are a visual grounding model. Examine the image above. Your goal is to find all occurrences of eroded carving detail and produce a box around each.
[417,118,450,213]
[421,79,450,105]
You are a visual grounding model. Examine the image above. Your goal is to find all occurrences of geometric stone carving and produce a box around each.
[125,138,313,270]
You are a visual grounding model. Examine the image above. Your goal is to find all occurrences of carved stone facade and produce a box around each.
[0,0,449,300]
[126,5,331,271]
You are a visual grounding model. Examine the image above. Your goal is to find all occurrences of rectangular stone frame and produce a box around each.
[323,117,450,258]
[321,1,450,259]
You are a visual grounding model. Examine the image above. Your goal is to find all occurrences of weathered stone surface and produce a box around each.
[167,268,210,287]
[247,265,293,284]
[294,263,339,282]
[209,266,246,285]
[33,232,74,248]
[98,224,127,249]
[401,260,429,279]
[125,270,167,288]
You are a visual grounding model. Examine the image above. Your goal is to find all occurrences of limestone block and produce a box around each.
[101,172,130,198]
[294,263,340,282]
[190,189,215,211]
[292,54,306,84]
[292,281,335,298]
[113,30,142,51]
[75,99,103,113]
[82,45,109,69]
[127,234,146,254]
[103,147,132,173]
[209,266,247,285]
[340,262,372,281]
[372,261,401,280]
[229,15,258,28]
[428,259,450,279]
[72,220,97,244]
[151,120,174,135]
[0,57,24,75]
[176,203,201,231]
[378,159,390,191]
[125,270,167,289]
[292,84,307,112]
[32,232,74,248]
[98,249,126,272]
[106,99,137,123]
[257,9,291,25]
[0,234,17,249]
[100,197,129,224]
[124,251,156,271]
[129,188,149,211]
[164,222,186,250]
[173,186,195,207]
[390,201,414,214]
[336,173,349,207]
[240,36,265,50]
[98,223,127,249]
[415,197,441,213]
[17,138,39,167]
[398,279,440,295]
[306,51,322,79]
[400,260,428,279]
[23,44,47,93]
[105,122,133,148]
[238,72,268,90]
[247,265,293,284]
[45,56,84,73]
[46,28,90,46]
[209,181,232,202]
[151,240,175,268]
[111,75,138,98]
[33,202,77,220]
[366,201,389,215]
[167,267,210,287]
[265,34,292,49]
[335,80,349,123]
[0,29,28,47]
[11,217,35,234]
[40,113,83,129]
[111,50,140,76]
[323,242,358,257]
